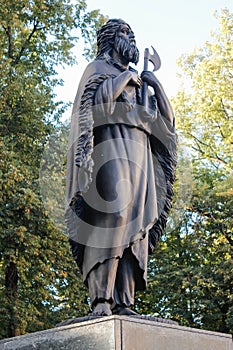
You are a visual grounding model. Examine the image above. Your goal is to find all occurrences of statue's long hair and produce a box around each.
[96,19,131,58]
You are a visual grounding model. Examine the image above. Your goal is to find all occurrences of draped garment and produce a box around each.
[65,56,177,287]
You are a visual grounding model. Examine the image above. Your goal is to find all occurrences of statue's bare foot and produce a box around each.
[112,305,138,316]
[91,302,112,316]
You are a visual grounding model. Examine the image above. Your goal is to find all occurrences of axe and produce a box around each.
[142,46,161,113]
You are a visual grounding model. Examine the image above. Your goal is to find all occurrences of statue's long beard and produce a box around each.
[114,36,139,65]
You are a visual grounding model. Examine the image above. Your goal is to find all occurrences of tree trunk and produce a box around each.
[5,261,20,337]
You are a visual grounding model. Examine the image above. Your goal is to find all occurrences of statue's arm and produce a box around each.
[95,70,142,103]
[111,70,142,100]
[141,71,174,125]
[94,70,142,116]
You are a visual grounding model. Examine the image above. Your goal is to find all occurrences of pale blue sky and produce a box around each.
[57,0,233,118]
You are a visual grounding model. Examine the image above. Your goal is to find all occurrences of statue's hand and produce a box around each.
[128,71,143,88]
[141,71,174,124]
[141,71,160,88]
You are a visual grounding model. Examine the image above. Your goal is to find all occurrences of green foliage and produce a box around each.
[174,8,233,174]
[136,9,233,334]
[0,0,106,339]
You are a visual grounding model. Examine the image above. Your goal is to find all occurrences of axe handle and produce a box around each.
[142,48,149,109]
[142,82,148,109]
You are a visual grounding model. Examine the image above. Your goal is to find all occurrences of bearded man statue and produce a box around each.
[65,19,177,316]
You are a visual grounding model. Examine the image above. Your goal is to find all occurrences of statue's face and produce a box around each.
[114,23,139,64]
[117,23,136,45]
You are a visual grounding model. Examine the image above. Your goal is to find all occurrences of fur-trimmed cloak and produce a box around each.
[65,55,177,288]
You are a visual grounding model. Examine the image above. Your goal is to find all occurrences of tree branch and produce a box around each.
[14,18,40,65]
[2,24,14,59]
[216,123,226,139]
[221,98,232,121]
[188,132,228,166]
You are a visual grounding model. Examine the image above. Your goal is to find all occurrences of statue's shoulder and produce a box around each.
[83,59,118,78]
[77,59,114,99]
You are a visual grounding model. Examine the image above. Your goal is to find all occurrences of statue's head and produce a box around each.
[96,19,139,64]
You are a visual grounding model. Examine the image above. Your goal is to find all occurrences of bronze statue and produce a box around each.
[65,19,177,316]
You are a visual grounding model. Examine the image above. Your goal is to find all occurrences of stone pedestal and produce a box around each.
[0,315,232,350]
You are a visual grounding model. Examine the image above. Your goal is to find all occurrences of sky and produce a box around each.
[57,0,233,119]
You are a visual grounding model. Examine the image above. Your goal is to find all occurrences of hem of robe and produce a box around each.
[83,229,150,292]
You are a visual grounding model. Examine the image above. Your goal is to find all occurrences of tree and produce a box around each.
[0,0,106,338]
[135,9,233,334]
[175,8,233,174]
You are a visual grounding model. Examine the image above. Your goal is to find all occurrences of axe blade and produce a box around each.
[148,45,161,71]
